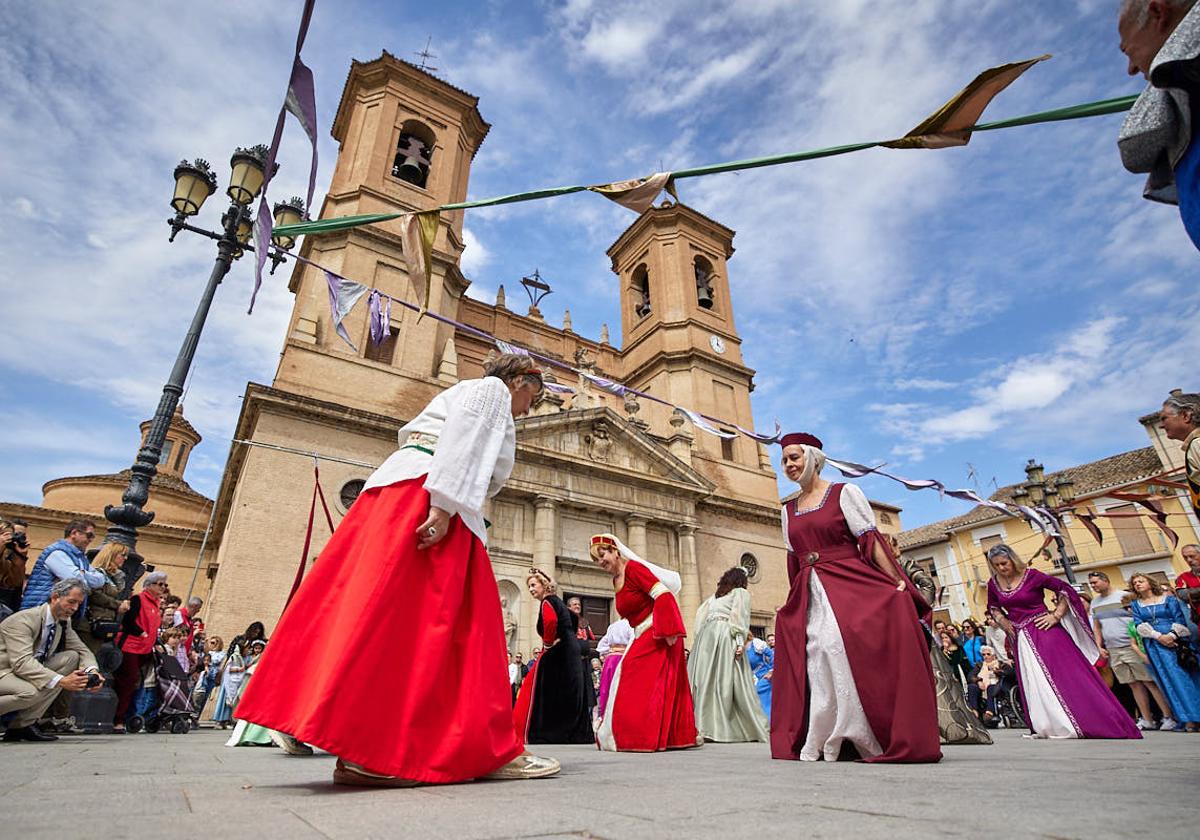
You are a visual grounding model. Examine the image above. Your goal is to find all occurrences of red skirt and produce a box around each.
[234,479,523,783]
[600,628,697,751]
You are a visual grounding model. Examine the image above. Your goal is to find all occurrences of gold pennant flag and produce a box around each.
[588,171,677,213]
[401,210,441,320]
[881,55,1051,149]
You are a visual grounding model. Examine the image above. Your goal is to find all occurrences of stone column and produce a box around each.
[533,496,559,579]
[625,514,648,559]
[677,524,702,636]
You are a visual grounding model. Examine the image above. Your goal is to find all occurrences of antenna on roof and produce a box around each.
[415,36,439,73]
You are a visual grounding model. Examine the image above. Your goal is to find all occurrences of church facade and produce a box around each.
[201,52,901,653]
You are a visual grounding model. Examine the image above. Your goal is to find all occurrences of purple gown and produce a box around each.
[988,568,1140,739]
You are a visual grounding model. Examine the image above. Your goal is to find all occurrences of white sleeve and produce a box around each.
[424,378,514,521]
[838,483,877,537]
[780,506,792,552]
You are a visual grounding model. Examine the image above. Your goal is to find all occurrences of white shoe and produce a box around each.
[1159,717,1180,731]
[268,730,314,755]
[1137,718,1157,730]
[481,752,561,780]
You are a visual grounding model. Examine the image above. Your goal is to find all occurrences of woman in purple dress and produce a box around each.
[985,544,1140,739]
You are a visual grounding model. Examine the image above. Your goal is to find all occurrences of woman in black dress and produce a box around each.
[512,569,594,744]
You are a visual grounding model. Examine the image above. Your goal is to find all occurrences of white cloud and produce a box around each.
[460,227,490,276]
[895,377,957,391]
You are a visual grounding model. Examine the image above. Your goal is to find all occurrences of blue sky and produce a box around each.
[0,0,1196,531]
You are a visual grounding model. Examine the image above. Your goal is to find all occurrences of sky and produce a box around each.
[0,0,1196,532]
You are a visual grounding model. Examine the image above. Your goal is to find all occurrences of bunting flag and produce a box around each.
[881,55,1050,149]
[401,211,440,315]
[1077,511,1104,546]
[735,420,783,444]
[588,172,677,213]
[324,271,368,351]
[1109,492,1180,549]
[675,408,738,439]
[367,289,392,345]
[494,339,530,356]
[543,381,577,395]
[250,0,318,314]
[579,370,629,397]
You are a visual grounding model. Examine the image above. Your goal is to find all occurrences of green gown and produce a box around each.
[687,588,769,743]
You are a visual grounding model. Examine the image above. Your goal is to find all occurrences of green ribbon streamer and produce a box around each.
[273,94,1138,239]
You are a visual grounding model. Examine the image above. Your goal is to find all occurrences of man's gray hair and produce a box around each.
[1182,543,1200,553]
[1163,391,1200,424]
[143,571,168,588]
[50,578,87,599]
[1122,0,1198,24]
[187,596,203,610]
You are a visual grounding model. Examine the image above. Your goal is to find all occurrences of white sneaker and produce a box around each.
[1137,718,1157,730]
[1159,717,1180,731]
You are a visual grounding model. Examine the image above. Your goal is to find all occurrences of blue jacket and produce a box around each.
[21,539,91,610]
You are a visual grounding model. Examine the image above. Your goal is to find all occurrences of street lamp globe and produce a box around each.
[271,196,306,250]
[171,159,217,216]
[227,145,269,205]
[1056,477,1075,505]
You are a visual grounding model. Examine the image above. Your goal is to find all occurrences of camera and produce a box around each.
[11,531,27,549]
[85,672,101,688]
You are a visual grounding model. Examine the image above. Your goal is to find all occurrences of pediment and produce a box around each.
[515,407,713,496]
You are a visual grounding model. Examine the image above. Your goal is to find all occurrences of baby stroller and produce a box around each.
[127,648,195,735]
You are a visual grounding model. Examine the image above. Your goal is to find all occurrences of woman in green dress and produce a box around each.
[687,567,769,743]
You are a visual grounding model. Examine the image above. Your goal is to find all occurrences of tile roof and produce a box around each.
[897,446,1165,551]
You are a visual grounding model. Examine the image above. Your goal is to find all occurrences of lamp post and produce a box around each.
[1022,458,1079,586]
[101,146,304,570]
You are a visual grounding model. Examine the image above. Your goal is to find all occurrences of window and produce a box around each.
[392,121,435,188]
[740,552,760,582]
[173,444,187,471]
[632,264,651,318]
[721,434,736,461]
[365,328,398,364]
[340,479,366,510]
[693,256,715,310]
[879,511,893,525]
[160,440,174,468]
[1109,504,1154,557]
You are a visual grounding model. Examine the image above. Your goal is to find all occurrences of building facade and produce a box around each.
[898,404,1200,624]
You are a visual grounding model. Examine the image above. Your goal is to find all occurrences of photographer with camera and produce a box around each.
[0,518,30,615]
[0,579,102,741]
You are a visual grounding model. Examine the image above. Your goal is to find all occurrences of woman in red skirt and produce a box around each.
[591,533,698,751]
[235,354,561,786]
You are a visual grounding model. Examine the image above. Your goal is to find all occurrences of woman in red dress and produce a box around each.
[590,533,698,751]
[234,354,561,786]
[772,433,940,763]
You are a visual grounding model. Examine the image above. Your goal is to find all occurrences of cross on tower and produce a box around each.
[415,36,438,73]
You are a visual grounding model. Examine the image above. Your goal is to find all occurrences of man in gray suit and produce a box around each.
[0,579,102,742]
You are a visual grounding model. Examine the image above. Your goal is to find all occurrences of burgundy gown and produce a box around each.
[771,483,941,763]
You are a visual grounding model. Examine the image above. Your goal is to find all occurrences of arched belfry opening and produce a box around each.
[393,120,436,188]
[632,263,651,318]
[694,255,716,310]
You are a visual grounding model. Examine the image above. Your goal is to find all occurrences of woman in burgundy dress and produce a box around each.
[772,433,940,763]
[590,533,698,751]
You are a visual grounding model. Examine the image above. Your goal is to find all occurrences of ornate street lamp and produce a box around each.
[102,145,304,577]
[1021,457,1078,586]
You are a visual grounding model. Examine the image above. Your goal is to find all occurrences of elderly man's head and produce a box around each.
[48,579,87,621]
[1119,0,1196,78]
[142,571,168,599]
[1183,544,1200,572]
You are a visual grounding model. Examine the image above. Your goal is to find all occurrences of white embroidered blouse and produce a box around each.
[362,377,515,544]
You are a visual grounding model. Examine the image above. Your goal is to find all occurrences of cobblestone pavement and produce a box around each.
[1,726,1196,839]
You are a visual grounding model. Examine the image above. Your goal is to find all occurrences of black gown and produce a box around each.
[515,595,594,744]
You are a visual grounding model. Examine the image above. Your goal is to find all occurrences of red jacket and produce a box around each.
[118,589,161,655]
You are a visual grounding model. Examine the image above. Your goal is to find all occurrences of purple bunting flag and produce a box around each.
[324,270,368,351]
[249,0,318,314]
[495,339,530,356]
[736,420,783,444]
[368,290,392,345]
[581,371,628,397]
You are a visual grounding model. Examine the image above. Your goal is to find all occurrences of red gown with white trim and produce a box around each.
[596,559,698,751]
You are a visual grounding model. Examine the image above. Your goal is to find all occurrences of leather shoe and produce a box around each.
[3,725,58,742]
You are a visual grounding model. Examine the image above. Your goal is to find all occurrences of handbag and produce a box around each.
[1175,639,1199,673]
[90,619,122,642]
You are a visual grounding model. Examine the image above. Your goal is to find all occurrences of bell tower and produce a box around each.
[273,52,490,419]
[608,203,777,504]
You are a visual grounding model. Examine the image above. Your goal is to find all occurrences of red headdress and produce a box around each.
[779,432,823,449]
